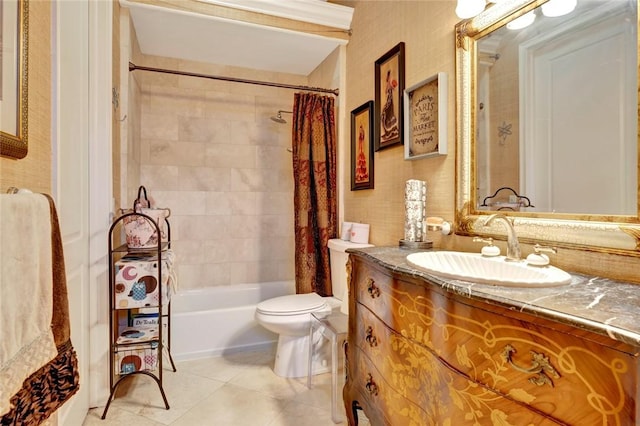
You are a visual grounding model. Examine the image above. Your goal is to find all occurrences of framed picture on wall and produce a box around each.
[404,72,448,160]
[351,101,374,191]
[0,0,29,159]
[374,42,405,151]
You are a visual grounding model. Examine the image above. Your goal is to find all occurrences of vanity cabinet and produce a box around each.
[343,249,640,425]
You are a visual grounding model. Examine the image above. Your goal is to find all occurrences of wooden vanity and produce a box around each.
[343,247,640,425]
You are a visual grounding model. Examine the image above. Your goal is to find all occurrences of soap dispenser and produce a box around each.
[473,237,500,257]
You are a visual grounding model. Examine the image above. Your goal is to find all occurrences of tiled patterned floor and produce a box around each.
[83,348,370,425]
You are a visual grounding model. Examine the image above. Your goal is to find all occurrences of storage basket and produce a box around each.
[115,342,158,375]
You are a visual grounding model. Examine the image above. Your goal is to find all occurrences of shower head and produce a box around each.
[270,110,292,124]
[270,113,287,124]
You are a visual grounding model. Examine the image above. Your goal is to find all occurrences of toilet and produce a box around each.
[255,238,374,377]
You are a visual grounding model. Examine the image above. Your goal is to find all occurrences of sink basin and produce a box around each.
[406,251,572,287]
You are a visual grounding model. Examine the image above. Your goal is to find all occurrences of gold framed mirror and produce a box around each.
[455,0,640,256]
[0,0,29,159]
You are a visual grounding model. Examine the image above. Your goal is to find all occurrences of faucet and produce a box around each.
[483,213,521,261]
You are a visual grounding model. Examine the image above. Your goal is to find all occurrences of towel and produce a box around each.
[0,194,79,425]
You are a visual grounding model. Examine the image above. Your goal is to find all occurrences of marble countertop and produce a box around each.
[348,246,640,347]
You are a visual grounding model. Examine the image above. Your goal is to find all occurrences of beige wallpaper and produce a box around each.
[343,1,458,246]
[112,1,122,211]
[341,1,640,283]
[0,1,51,194]
[119,7,143,208]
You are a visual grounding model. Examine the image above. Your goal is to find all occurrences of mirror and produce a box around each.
[0,0,29,159]
[455,0,640,255]
[476,0,637,215]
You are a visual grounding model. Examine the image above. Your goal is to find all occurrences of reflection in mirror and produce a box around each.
[455,0,640,254]
[476,0,637,215]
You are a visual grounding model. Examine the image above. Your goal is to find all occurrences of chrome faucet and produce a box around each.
[483,213,521,261]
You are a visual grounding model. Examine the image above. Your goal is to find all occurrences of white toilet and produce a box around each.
[255,238,373,377]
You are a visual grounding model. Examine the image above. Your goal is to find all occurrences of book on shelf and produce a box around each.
[116,325,159,345]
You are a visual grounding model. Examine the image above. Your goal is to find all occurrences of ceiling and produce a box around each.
[122,0,354,76]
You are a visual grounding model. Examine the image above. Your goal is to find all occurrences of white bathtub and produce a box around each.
[170,281,294,361]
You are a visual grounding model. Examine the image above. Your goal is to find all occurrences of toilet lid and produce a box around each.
[328,238,374,252]
[256,293,326,316]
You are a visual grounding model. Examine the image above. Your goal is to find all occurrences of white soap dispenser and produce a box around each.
[473,237,500,257]
[425,217,452,235]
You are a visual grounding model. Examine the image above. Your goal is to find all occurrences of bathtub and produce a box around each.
[170,281,294,361]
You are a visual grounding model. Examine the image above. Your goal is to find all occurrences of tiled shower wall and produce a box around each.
[130,57,311,291]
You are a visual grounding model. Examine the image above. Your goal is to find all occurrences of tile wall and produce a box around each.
[128,56,314,290]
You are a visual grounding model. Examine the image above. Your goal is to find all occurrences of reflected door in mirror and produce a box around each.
[475,0,637,215]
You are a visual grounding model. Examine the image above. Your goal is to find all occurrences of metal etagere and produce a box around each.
[101,211,176,420]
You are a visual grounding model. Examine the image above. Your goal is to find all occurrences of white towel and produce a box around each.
[0,194,58,416]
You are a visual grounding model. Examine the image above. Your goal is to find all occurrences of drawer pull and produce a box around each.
[365,326,378,347]
[365,374,379,396]
[502,344,560,387]
[367,279,380,298]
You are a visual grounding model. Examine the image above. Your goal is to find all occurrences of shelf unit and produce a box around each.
[101,212,176,419]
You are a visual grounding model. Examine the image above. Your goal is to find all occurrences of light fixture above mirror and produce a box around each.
[455,0,577,20]
[541,0,577,17]
[506,10,535,29]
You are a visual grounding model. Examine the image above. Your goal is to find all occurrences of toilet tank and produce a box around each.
[328,239,374,314]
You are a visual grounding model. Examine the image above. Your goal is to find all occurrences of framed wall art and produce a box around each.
[374,42,405,151]
[351,101,374,190]
[403,72,447,160]
[0,0,29,159]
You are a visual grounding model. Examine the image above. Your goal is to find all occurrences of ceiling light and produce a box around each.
[506,10,536,30]
[541,0,577,17]
[456,0,487,19]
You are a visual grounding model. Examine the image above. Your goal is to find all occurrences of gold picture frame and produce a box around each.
[1,0,29,159]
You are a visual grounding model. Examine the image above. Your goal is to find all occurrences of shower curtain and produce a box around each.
[292,93,337,296]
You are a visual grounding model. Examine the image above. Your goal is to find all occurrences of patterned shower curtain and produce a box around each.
[292,93,337,296]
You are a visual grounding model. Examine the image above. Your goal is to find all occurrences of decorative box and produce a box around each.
[114,250,175,309]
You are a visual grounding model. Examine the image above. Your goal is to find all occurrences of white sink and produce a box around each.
[406,251,572,287]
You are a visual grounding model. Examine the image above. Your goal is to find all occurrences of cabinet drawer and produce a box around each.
[353,258,431,332]
[351,256,638,425]
[348,346,433,426]
[354,304,560,426]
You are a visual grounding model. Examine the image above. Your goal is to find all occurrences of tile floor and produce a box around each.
[83,348,370,425]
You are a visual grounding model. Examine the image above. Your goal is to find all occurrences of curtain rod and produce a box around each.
[129,62,339,96]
